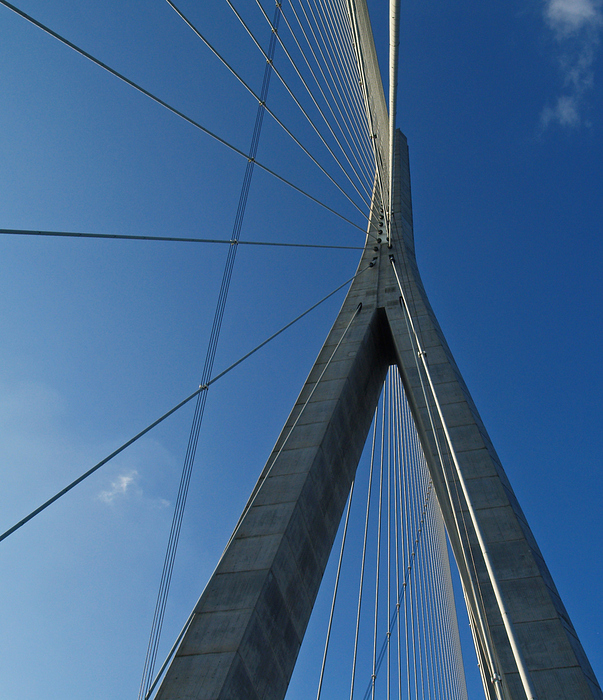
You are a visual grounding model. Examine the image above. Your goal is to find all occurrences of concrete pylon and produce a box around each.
[154,131,601,700]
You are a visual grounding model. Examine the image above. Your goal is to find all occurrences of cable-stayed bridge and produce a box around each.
[0,1,602,699]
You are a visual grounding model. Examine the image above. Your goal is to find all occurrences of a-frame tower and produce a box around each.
[154,129,602,699]
[154,2,602,698]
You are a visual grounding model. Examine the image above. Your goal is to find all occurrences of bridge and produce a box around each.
[0,1,602,698]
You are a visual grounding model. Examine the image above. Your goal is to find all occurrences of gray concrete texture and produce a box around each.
[155,133,601,700]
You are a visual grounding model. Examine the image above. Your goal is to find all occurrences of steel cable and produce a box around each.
[0,227,363,249]
[224,0,375,215]
[293,0,375,175]
[276,3,374,189]
[349,402,380,700]
[0,0,366,233]
[254,0,374,202]
[315,480,356,700]
[137,10,283,694]
[167,0,371,219]
[0,264,367,544]
[287,0,373,174]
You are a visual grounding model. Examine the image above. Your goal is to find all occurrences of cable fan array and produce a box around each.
[0,1,473,697]
[311,366,469,700]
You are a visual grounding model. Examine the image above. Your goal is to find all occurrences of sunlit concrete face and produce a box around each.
[155,133,602,700]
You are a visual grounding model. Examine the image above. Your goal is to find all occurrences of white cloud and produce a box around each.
[545,0,602,36]
[94,439,174,509]
[541,94,581,126]
[0,379,173,519]
[98,470,139,504]
[541,0,602,127]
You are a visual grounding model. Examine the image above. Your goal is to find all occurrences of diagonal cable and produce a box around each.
[276,3,374,190]
[315,0,376,173]
[304,0,374,164]
[0,0,366,233]
[252,0,373,202]
[282,0,373,179]
[165,0,370,218]
[0,227,362,249]
[0,265,369,547]
[223,0,376,215]
[289,0,374,175]
[137,9,282,695]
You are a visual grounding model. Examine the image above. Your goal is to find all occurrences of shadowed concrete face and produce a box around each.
[155,132,602,700]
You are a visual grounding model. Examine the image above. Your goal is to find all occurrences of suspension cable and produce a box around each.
[0,228,363,249]
[343,0,388,214]
[388,0,401,246]
[137,10,284,691]
[349,402,379,700]
[390,261,501,694]
[358,370,436,700]
[253,0,373,203]
[316,479,355,700]
[276,3,374,189]
[328,0,378,165]
[305,0,372,154]
[0,266,367,546]
[166,0,371,219]
[285,0,375,179]
[392,389,403,700]
[0,0,366,233]
[143,607,195,700]
[390,255,537,700]
[386,372,394,700]
[224,0,374,214]
[303,365,470,700]
[309,0,375,176]
[371,385,386,700]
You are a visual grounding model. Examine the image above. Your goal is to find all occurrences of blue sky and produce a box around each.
[0,0,602,698]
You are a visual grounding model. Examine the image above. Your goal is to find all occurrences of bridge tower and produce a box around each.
[153,127,602,700]
[152,2,602,699]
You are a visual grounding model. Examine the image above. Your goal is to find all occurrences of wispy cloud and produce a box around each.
[98,470,139,504]
[0,379,173,515]
[540,0,602,128]
[546,0,601,34]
